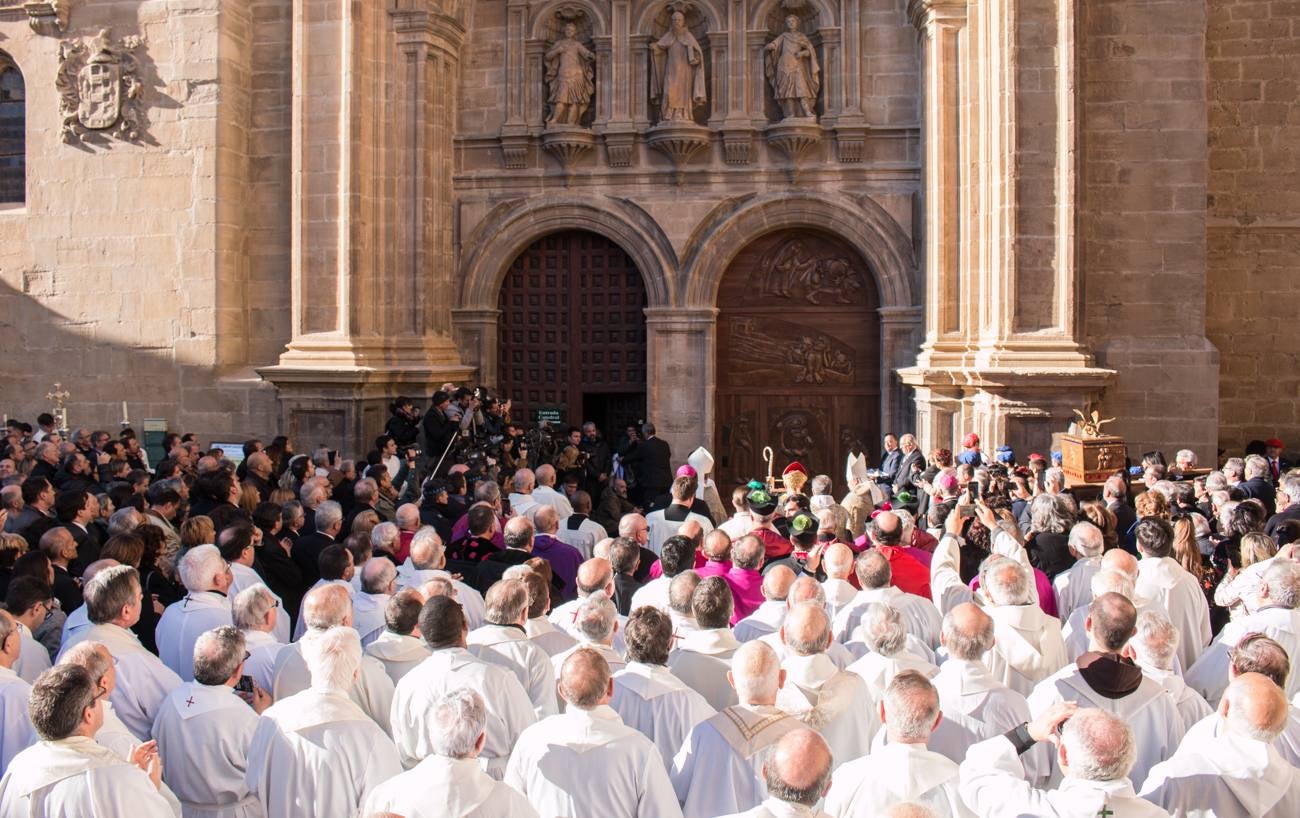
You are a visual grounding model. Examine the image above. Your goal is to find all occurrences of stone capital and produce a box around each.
[907,0,967,31]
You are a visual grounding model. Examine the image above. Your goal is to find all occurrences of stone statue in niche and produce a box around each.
[764,14,820,120]
[650,10,707,122]
[545,21,595,127]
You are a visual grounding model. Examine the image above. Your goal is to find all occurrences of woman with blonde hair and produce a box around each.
[1213,530,1278,619]
[1080,500,1119,552]
[1135,489,1171,521]
[238,482,261,514]
[181,515,216,549]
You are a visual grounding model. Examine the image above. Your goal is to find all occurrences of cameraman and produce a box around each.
[384,397,422,448]
[446,387,486,432]
[421,390,457,475]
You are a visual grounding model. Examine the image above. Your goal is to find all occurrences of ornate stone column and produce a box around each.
[644,307,717,459]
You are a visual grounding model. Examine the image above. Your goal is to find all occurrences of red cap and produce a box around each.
[675,464,697,478]
[782,462,808,476]
[962,433,979,448]
[1265,438,1284,449]
[1029,453,1045,461]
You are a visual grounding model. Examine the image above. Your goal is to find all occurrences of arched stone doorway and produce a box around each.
[496,230,648,433]
[714,229,882,488]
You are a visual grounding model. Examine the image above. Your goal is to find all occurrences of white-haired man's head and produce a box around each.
[302,582,353,630]
[232,583,278,632]
[409,526,444,570]
[940,603,994,662]
[1059,708,1137,782]
[1131,609,1179,672]
[985,560,1032,606]
[1090,567,1135,602]
[1068,522,1104,559]
[429,687,488,759]
[1259,559,1300,610]
[786,575,827,608]
[177,544,232,595]
[729,640,785,705]
[300,625,362,691]
[862,602,908,657]
[360,557,398,595]
[370,521,400,553]
[880,670,940,744]
[574,591,618,646]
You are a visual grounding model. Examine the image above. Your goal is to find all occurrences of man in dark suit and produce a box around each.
[421,390,458,474]
[55,489,101,574]
[1264,439,1290,482]
[28,443,59,482]
[877,434,902,485]
[609,537,644,616]
[13,477,57,547]
[1239,455,1278,517]
[1266,473,1300,545]
[892,433,925,497]
[474,516,539,595]
[622,422,672,507]
[292,499,343,586]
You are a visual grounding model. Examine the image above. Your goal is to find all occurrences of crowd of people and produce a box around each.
[0,398,1298,818]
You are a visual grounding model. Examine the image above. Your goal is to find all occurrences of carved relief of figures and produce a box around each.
[545,21,595,127]
[759,238,865,305]
[764,14,820,121]
[56,28,145,144]
[788,335,855,384]
[775,410,819,462]
[650,10,706,123]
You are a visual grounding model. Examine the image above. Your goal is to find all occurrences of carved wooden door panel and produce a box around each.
[497,231,647,428]
[715,230,881,490]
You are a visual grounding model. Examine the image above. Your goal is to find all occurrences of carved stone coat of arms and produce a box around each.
[56,28,145,144]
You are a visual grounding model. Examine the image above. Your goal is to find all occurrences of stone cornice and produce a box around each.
[907,0,967,30]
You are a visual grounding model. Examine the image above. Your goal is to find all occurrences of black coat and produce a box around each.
[612,574,643,616]
[256,539,305,631]
[1239,477,1277,517]
[421,410,458,470]
[892,450,926,494]
[624,437,673,492]
[291,531,336,587]
[473,548,535,596]
[51,564,82,615]
[1026,531,1075,580]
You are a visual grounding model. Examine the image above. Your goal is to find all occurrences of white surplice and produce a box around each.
[240,629,284,696]
[629,576,671,614]
[151,681,262,818]
[245,688,401,818]
[13,622,51,683]
[556,515,608,560]
[531,484,574,520]
[823,742,974,817]
[667,628,742,711]
[718,799,832,818]
[0,666,34,771]
[156,592,235,683]
[776,652,876,767]
[733,600,787,643]
[1140,663,1214,729]
[63,622,182,741]
[846,649,939,700]
[0,736,177,818]
[390,647,535,776]
[270,637,394,734]
[363,630,430,685]
[552,640,627,678]
[1179,706,1300,773]
[670,704,802,818]
[525,616,579,657]
[832,586,942,649]
[396,565,486,629]
[468,623,559,718]
[350,591,391,647]
[1061,596,1174,665]
[228,563,288,643]
[1184,605,1300,705]
[547,598,629,652]
[1139,723,1300,817]
[361,754,540,818]
[984,602,1068,697]
[290,579,352,642]
[758,632,856,670]
[610,661,715,770]
[1135,555,1212,671]
[1026,662,1186,788]
[718,512,753,541]
[958,734,1170,818]
[1051,556,1102,622]
[505,705,683,818]
[821,578,858,618]
[645,508,714,557]
[929,658,1034,766]
[931,529,1040,616]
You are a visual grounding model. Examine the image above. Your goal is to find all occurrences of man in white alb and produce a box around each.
[1130,609,1213,728]
[629,535,696,614]
[551,590,627,676]
[668,576,742,710]
[234,583,286,695]
[396,526,486,628]
[845,603,938,701]
[468,578,558,718]
[820,543,859,617]
[716,728,835,818]
[219,525,289,643]
[364,588,431,684]
[516,568,578,657]
[0,610,35,770]
[1133,518,1211,671]
[155,544,235,682]
[734,565,796,643]
[532,464,574,519]
[833,549,941,649]
[1051,522,1104,618]
[351,557,397,646]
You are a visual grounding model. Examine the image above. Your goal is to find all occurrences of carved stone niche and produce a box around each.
[541,7,597,130]
[762,9,822,124]
[645,3,713,180]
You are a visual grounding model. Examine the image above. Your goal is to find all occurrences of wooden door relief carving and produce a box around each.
[715,230,880,489]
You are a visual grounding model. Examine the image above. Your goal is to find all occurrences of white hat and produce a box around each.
[688,447,715,499]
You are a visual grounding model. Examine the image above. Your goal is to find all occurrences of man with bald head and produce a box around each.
[506,646,682,817]
[1028,592,1185,788]
[507,468,541,523]
[1141,672,1300,815]
[820,542,858,615]
[530,505,584,601]
[547,557,628,647]
[399,525,487,629]
[694,527,733,581]
[716,728,834,818]
[734,564,795,642]
[469,578,559,718]
[1060,562,1174,664]
[531,463,574,519]
[864,510,932,598]
[38,526,82,613]
[775,601,874,767]
[671,641,803,818]
[834,546,942,648]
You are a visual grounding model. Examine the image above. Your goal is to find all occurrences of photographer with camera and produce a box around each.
[421,391,457,476]
[384,397,422,450]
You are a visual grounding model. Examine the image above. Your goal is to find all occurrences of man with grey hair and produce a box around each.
[363,687,539,817]
[59,640,166,772]
[774,601,874,768]
[291,498,342,585]
[959,703,1169,817]
[824,670,967,814]
[833,547,942,649]
[369,519,400,561]
[734,564,795,643]
[60,564,182,740]
[152,626,269,816]
[506,647,681,817]
[671,641,802,818]
[156,543,235,682]
[1239,454,1277,516]
[364,588,430,684]
[1186,557,1300,704]
[669,576,742,710]
[0,609,35,769]
[552,590,626,676]
[1265,472,1300,545]
[1052,521,1105,617]
[1131,608,1213,728]
[234,583,285,695]
[715,728,834,818]
[271,582,395,733]
[397,525,486,629]
[352,556,398,646]
[469,578,559,717]
[247,626,401,816]
[845,603,939,701]
[1141,672,1300,815]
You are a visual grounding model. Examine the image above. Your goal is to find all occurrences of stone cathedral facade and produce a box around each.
[1,0,1295,476]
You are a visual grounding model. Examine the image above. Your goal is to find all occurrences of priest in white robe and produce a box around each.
[151,627,268,818]
[845,603,938,702]
[716,728,835,818]
[759,577,859,669]
[820,543,859,618]
[1051,522,1104,618]
[1140,672,1300,817]
[220,525,289,644]
[645,478,714,556]
[958,704,1171,817]
[395,525,486,628]
[0,664,175,818]
[671,641,803,818]
[1131,608,1213,728]
[930,505,1040,616]
[776,601,876,767]
[351,557,396,646]
[1133,518,1211,670]
[734,566,795,643]
[505,646,683,818]
[60,565,183,740]
[232,584,286,696]
[155,545,235,682]
[833,550,941,648]
[1026,593,1185,788]
[630,535,696,614]
[667,576,742,710]
[0,611,35,770]
[468,578,559,717]
[609,606,714,769]
[548,558,628,650]
[271,583,394,734]
[391,595,535,776]
[362,687,538,818]
[1184,558,1300,705]
[363,589,431,684]
[5,578,53,682]
[246,627,401,817]
[1061,563,1175,665]
[823,670,973,817]
[513,567,580,656]
[550,590,628,676]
